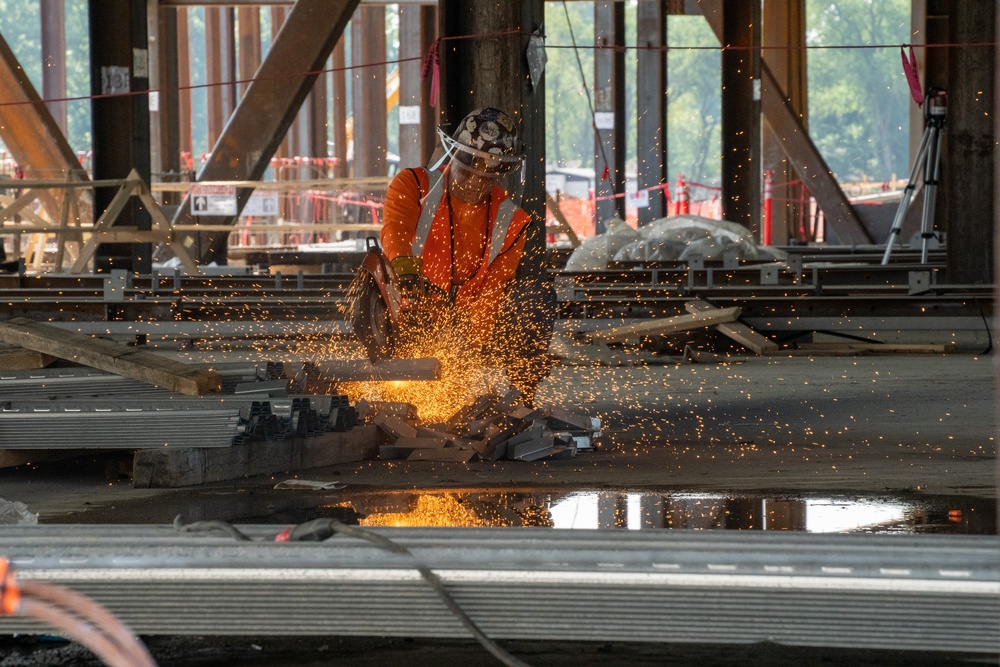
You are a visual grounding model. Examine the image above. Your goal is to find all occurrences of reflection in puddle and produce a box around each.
[321,490,995,535]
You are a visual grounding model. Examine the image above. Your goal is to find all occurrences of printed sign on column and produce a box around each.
[242,191,280,217]
[628,189,650,208]
[190,184,237,216]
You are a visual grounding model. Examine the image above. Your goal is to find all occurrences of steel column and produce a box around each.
[177,8,193,172]
[89,0,152,274]
[518,0,547,275]
[308,58,329,164]
[352,6,388,177]
[438,0,546,278]
[205,8,224,150]
[945,0,995,285]
[39,0,67,135]
[237,6,261,98]
[270,7,290,164]
[398,5,432,169]
[721,0,760,234]
[169,0,360,265]
[331,39,349,179]
[762,0,805,244]
[153,4,183,202]
[593,2,626,230]
[636,0,667,224]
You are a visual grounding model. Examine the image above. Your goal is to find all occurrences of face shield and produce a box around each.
[435,127,525,207]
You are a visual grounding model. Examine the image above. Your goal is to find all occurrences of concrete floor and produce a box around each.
[0,351,996,667]
[1,352,995,522]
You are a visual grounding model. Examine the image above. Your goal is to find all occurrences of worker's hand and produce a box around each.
[390,255,429,299]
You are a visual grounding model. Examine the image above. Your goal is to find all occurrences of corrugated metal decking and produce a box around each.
[0,527,996,653]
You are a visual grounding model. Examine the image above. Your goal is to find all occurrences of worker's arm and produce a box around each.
[380,168,427,262]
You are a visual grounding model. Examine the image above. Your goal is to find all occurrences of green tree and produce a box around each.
[666,15,721,188]
[807,0,911,182]
[0,1,90,159]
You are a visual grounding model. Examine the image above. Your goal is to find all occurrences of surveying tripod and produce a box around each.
[881,88,947,265]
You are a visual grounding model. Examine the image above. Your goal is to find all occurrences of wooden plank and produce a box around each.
[685,299,778,355]
[0,318,220,395]
[591,306,741,344]
[0,347,56,370]
[132,425,377,488]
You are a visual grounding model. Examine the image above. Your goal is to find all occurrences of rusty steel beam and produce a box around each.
[171,0,360,265]
[699,0,872,244]
[0,32,83,180]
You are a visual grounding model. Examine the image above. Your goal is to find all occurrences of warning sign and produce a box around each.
[190,184,237,217]
[242,191,280,217]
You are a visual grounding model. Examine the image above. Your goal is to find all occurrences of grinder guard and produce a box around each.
[351,238,403,362]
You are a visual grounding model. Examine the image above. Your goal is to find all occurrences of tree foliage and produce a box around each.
[807,0,911,182]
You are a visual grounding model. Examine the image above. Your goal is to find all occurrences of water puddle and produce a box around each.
[258,489,995,535]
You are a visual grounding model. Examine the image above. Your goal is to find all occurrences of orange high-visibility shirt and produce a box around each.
[381,166,530,344]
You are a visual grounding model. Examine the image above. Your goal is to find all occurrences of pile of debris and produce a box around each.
[360,389,601,463]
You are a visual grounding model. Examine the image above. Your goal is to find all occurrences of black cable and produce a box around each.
[324,521,532,667]
[172,515,253,542]
[168,516,530,667]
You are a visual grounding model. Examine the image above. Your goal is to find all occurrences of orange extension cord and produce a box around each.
[1,558,157,667]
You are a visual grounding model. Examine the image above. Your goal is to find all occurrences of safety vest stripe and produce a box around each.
[411,169,443,257]
[489,199,518,265]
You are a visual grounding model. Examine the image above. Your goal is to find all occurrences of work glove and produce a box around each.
[390,255,429,299]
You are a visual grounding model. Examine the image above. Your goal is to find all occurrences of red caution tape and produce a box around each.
[0,558,20,615]
[901,45,924,106]
[421,40,440,108]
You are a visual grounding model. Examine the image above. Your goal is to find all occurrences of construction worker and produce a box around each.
[380,107,554,403]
